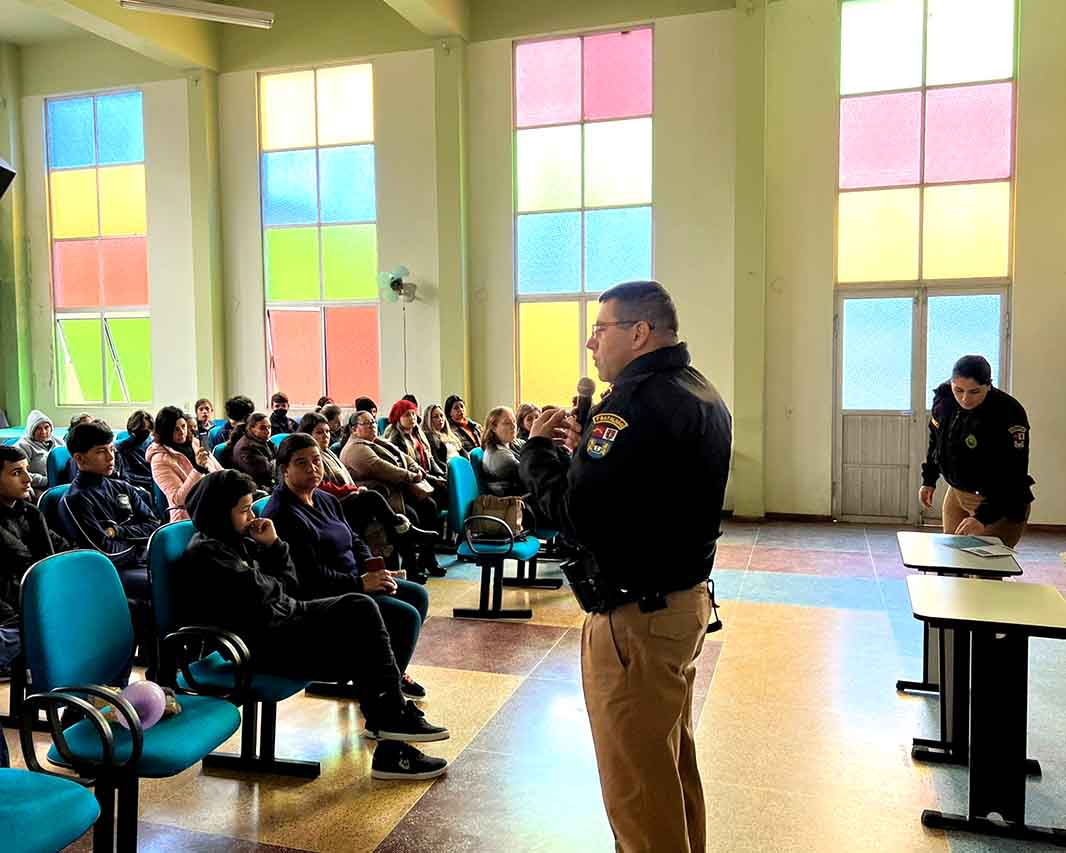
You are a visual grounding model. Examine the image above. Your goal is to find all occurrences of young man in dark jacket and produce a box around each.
[269,392,299,436]
[0,446,71,674]
[115,409,154,492]
[180,469,449,780]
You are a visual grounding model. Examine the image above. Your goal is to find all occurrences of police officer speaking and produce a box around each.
[520,281,732,853]
[920,354,1035,547]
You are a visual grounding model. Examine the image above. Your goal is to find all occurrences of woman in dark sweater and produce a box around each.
[180,469,448,779]
[232,412,276,489]
[263,434,430,696]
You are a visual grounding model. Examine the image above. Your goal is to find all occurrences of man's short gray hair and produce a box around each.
[598,280,679,335]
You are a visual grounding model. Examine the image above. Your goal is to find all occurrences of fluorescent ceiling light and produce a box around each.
[118,0,274,29]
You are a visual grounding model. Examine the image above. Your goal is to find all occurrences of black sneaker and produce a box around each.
[371,742,448,780]
[401,673,426,699]
[403,526,440,547]
[368,700,449,743]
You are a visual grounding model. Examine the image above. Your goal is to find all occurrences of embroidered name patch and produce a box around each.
[585,413,629,459]
[1008,425,1027,449]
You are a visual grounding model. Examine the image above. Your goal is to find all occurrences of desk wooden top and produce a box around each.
[907,575,1066,638]
[896,531,1021,577]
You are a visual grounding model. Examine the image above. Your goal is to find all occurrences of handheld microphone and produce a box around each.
[576,377,596,429]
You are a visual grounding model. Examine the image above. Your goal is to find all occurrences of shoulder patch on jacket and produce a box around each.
[1008,425,1027,449]
[585,413,628,459]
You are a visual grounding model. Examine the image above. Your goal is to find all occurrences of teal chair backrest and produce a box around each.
[212,443,226,463]
[1,437,17,446]
[252,496,269,516]
[377,417,388,435]
[21,550,135,692]
[270,433,289,448]
[115,430,129,443]
[212,418,225,428]
[37,484,70,534]
[46,446,72,487]
[447,456,478,535]
[468,447,487,494]
[147,521,195,637]
[207,424,225,449]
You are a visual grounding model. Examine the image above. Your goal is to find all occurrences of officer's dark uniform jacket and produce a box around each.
[921,381,1035,525]
[520,343,732,595]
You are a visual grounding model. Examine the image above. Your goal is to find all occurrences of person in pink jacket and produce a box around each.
[147,405,222,521]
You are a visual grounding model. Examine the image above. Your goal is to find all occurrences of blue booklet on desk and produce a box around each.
[938,535,992,549]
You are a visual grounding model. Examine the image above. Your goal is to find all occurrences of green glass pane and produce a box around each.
[57,318,103,404]
[265,227,320,301]
[515,125,581,213]
[322,224,377,300]
[926,0,1014,86]
[840,0,923,95]
[106,317,152,403]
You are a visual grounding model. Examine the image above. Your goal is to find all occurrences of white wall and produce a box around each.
[23,78,204,423]
[466,9,737,420]
[218,47,442,415]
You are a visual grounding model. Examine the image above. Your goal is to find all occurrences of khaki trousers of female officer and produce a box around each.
[942,486,1030,548]
[581,583,712,853]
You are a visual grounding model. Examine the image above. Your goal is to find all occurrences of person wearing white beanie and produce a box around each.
[14,410,64,499]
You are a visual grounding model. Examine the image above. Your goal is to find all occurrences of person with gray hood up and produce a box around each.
[14,410,65,499]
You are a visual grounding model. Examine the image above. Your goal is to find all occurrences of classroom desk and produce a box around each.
[908,574,1066,845]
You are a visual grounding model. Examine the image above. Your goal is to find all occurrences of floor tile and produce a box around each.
[64,822,309,852]
[739,570,885,610]
[411,618,567,676]
[748,546,875,577]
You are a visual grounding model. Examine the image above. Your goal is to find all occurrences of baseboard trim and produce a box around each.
[765,512,834,523]
[1027,523,1066,533]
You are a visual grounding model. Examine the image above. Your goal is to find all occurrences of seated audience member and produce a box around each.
[300,413,438,580]
[270,392,299,436]
[147,405,222,521]
[64,412,94,482]
[319,403,344,446]
[423,404,465,468]
[340,411,444,577]
[69,412,93,430]
[481,407,533,498]
[181,470,448,778]
[233,412,276,489]
[14,409,65,500]
[116,410,155,492]
[401,394,421,424]
[317,396,334,408]
[384,400,446,481]
[263,434,430,696]
[443,395,482,454]
[0,446,71,676]
[219,395,255,448]
[354,397,378,420]
[194,398,215,445]
[515,403,541,442]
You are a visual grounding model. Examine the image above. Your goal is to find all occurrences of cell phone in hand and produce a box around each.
[366,556,387,572]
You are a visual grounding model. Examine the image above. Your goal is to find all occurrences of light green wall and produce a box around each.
[21,33,176,96]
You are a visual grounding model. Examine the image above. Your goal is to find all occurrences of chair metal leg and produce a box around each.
[502,555,563,590]
[201,701,321,779]
[453,558,533,620]
[0,654,50,732]
[116,778,139,853]
[93,780,116,853]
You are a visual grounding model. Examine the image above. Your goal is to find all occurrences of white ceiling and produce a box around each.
[0,0,84,46]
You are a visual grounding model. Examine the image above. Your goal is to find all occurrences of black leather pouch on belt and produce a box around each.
[560,554,613,614]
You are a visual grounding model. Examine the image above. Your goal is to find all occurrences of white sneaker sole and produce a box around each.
[371,765,448,780]
[370,727,450,743]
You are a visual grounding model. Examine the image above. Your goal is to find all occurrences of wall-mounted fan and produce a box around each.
[378,266,416,303]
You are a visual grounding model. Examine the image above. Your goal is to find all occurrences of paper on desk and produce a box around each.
[961,544,1015,558]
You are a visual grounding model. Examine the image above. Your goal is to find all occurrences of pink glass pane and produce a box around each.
[100,237,148,306]
[583,28,653,121]
[53,240,100,308]
[924,83,1013,184]
[515,38,581,128]
[839,91,922,189]
[268,310,324,406]
[325,306,379,405]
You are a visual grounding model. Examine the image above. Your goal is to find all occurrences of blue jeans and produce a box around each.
[368,579,428,672]
[0,626,20,672]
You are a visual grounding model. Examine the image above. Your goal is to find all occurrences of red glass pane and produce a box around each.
[101,237,149,306]
[268,310,324,406]
[53,240,100,308]
[924,83,1013,184]
[325,306,379,405]
[839,91,922,189]
[515,38,581,128]
[583,29,653,121]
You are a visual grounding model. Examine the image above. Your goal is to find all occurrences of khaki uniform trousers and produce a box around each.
[581,582,712,853]
[941,486,1030,548]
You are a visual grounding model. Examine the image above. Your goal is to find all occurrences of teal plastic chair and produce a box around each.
[377,416,388,435]
[147,521,319,778]
[212,442,227,464]
[269,433,289,448]
[152,482,170,521]
[20,550,242,851]
[252,496,269,516]
[46,446,72,488]
[212,418,226,428]
[0,766,102,852]
[36,484,69,536]
[447,456,540,620]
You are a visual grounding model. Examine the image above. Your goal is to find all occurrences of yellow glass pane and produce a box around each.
[50,168,98,239]
[516,125,582,213]
[922,182,1010,279]
[584,118,652,208]
[260,71,316,151]
[837,188,919,282]
[520,301,580,407]
[585,304,597,381]
[98,165,147,236]
[317,64,374,145]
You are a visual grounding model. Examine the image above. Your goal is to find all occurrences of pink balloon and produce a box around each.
[117,680,167,730]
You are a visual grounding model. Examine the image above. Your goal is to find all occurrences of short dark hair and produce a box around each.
[598,280,679,335]
[247,412,269,431]
[297,412,328,434]
[271,392,289,406]
[354,396,377,413]
[277,432,317,466]
[952,355,992,386]
[195,398,213,411]
[316,396,333,408]
[225,395,255,422]
[126,409,153,433]
[0,445,28,469]
[68,412,92,430]
[320,403,342,421]
[67,420,114,455]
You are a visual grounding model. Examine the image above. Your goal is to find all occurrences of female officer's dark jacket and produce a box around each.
[921,381,1035,524]
[520,343,732,595]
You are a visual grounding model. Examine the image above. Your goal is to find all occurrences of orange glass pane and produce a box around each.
[53,240,100,308]
[268,310,324,406]
[325,306,379,405]
[101,237,149,306]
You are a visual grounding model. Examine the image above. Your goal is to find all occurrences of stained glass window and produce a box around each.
[514,28,654,405]
[47,90,151,405]
[838,0,1015,285]
[260,63,380,406]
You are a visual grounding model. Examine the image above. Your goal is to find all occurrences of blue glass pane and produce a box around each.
[926,294,1001,408]
[319,145,376,223]
[95,92,144,165]
[842,297,912,410]
[516,211,581,294]
[585,206,652,292]
[47,98,95,168]
[262,150,318,226]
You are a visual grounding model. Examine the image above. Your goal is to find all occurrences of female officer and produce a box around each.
[919,354,1035,547]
